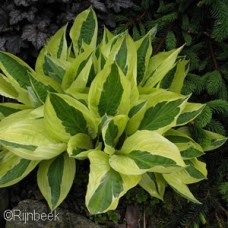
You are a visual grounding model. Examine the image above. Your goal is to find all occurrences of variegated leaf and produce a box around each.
[165,129,204,159]
[110,130,185,175]
[101,115,129,155]
[96,52,107,73]
[139,99,186,132]
[162,158,207,186]
[44,93,97,142]
[139,173,166,200]
[0,73,18,100]
[176,102,205,126]
[70,7,98,56]
[174,126,226,153]
[37,153,76,210]
[136,29,156,85]
[127,89,188,135]
[46,25,68,60]
[103,33,125,62]
[62,48,93,90]
[100,27,114,50]
[0,107,43,129]
[163,171,201,204]
[28,72,61,106]
[105,33,137,83]
[201,130,227,151]
[88,63,131,117]
[110,34,138,105]
[35,25,68,76]
[65,87,89,106]
[169,59,189,93]
[0,52,34,106]
[183,158,207,183]
[67,54,93,89]
[100,32,124,60]
[0,51,33,89]
[142,46,183,87]
[67,133,93,159]
[0,103,26,120]
[42,54,68,84]
[0,150,39,187]
[114,35,131,75]
[126,100,147,135]
[86,150,140,214]
[0,118,66,160]
[128,101,147,119]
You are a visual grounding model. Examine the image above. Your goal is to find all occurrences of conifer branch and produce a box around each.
[126,11,146,28]
[154,24,173,54]
[206,34,219,70]
[154,35,166,54]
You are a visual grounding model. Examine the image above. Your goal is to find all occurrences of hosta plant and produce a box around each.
[0,8,226,214]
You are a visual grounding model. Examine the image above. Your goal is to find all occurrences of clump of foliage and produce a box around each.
[0,8,226,215]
